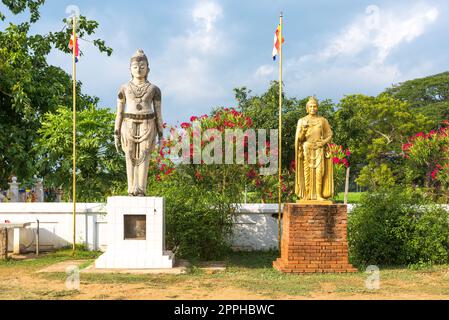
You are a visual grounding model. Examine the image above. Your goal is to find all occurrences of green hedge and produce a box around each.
[348,187,449,267]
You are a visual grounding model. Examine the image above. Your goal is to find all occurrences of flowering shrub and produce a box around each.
[329,144,351,194]
[402,122,449,201]
[146,108,261,259]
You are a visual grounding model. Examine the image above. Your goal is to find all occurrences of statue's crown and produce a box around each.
[130,49,149,66]
[306,96,319,107]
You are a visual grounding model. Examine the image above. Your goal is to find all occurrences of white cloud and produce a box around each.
[193,0,222,33]
[255,65,275,77]
[320,3,439,64]
[157,0,230,106]
[252,3,440,100]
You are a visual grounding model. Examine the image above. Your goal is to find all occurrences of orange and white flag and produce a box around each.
[272,24,284,61]
[69,35,79,62]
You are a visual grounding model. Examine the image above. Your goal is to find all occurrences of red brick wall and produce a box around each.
[273,204,357,273]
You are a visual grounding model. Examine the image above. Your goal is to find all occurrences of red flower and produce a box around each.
[345,150,351,157]
[402,143,413,152]
[431,169,439,180]
[332,157,341,165]
[195,170,203,181]
[156,174,162,182]
[342,158,349,168]
[190,116,199,122]
[289,160,296,172]
[181,122,191,129]
[415,132,425,139]
[247,169,257,179]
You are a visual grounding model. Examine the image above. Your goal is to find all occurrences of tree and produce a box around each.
[0,0,112,188]
[35,105,126,202]
[384,72,449,125]
[333,94,431,189]
[234,81,335,170]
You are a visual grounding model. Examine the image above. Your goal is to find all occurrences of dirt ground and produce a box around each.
[1,252,449,300]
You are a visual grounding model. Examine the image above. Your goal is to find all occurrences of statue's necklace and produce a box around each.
[306,117,320,126]
[128,80,151,111]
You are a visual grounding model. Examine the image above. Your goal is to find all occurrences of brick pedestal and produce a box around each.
[273,204,357,273]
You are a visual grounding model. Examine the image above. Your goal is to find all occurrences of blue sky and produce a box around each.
[2,0,449,125]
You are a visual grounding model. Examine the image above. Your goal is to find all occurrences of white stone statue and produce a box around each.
[8,176,19,202]
[114,49,164,196]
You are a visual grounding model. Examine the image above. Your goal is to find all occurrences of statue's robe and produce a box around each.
[117,82,162,195]
[295,116,334,200]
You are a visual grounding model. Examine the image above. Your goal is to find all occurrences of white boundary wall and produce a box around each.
[0,203,355,252]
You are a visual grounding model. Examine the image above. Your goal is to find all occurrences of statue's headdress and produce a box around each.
[130,49,149,67]
[306,96,319,108]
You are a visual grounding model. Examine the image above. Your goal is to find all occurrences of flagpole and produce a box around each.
[72,16,77,251]
[278,12,283,252]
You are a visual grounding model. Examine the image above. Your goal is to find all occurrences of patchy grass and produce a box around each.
[2,249,449,299]
[0,248,102,271]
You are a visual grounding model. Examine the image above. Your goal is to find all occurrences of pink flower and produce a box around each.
[342,158,349,168]
[332,157,341,165]
[190,116,199,122]
[346,150,351,157]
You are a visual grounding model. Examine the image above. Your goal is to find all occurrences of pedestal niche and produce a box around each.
[95,197,174,269]
[273,204,357,273]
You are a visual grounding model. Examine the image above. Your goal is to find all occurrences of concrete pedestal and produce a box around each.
[95,197,174,269]
[273,203,357,273]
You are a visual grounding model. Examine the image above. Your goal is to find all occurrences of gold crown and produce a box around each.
[306,96,319,107]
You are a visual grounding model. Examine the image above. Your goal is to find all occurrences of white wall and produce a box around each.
[0,203,355,252]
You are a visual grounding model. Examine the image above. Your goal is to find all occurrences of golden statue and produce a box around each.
[295,97,334,204]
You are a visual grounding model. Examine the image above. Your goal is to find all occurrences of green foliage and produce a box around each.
[0,0,112,188]
[333,94,431,189]
[385,71,449,124]
[234,82,335,168]
[34,105,126,202]
[147,170,234,260]
[348,187,449,267]
[145,109,260,259]
[402,124,449,202]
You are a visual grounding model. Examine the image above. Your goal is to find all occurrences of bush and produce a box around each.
[348,187,449,267]
[148,169,235,261]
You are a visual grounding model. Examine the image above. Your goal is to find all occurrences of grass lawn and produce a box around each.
[244,192,365,204]
[1,249,449,299]
[334,192,365,204]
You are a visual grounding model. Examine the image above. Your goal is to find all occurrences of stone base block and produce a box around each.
[273,203,357,274]
[94,196,174,269]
